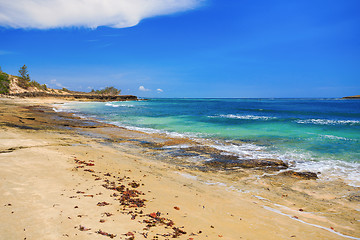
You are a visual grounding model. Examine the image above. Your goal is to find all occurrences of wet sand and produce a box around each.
[0,97,359,240]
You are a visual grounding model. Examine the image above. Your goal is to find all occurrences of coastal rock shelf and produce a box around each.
[204,158,288,170]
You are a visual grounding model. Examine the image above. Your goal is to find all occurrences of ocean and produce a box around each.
[54,98,360,186]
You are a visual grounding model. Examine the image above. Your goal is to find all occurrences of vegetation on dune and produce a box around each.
[0,67,10,94]
[61,87,71,93]
[30,80,48,91]
[1,65,123,96]
[17,65,47,90]
[90,86,121,95]
[0,65,48,93]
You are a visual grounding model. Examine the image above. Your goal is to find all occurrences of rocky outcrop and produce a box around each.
[278,170,318,180]
[347,192,360,202]
[204,158,288,170]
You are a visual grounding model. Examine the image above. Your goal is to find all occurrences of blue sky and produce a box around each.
[0,0,359,98]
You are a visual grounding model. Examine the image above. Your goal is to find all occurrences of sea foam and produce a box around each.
[105,102,134,108]
[209,114,276,120]
[296,119,360,125]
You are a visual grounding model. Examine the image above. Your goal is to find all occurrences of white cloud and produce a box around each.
[0,0,203,29]
[139,85,151,91]
[49,79,66,88]
[157,88,163,93]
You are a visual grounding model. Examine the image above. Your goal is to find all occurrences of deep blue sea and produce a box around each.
[54,98,360,186]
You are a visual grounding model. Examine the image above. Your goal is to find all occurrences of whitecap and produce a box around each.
[296,119,359,125]
[105,102,134,108]
[321,134,349,140]
[209,114,276,120]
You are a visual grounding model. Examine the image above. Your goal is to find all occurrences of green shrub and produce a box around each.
[0,71,10,94]
[90,86,121,95]
[29,80,41,88]
[61,87,70,92]
[17,78,29,89]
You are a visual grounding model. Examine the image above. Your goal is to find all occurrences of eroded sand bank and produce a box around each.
[0,97,359,240]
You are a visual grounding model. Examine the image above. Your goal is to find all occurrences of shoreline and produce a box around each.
[0,97,359,239]
[55,98,360,188]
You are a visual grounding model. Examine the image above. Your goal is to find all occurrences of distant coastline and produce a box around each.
[342,95,360,99]
[7,92,138,101]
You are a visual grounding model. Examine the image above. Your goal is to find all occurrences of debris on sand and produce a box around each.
[95,229,117,238]
[78,225,91,231]
[97,201,110,206]
[76,157,190,239]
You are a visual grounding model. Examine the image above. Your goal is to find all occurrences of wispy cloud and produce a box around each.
[139,85,151,92]
[0,0,203,29]
[48,79,66,88]
[157,88,163,93]
[0,50,14,55]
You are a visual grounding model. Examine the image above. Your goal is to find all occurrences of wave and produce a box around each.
[321,134,350,141]
[52,106,80,114]
[296,119,360,125]
[207,142,360,187]
[108,121,204,139]
[105,102,134,108]
[209,114,277,120]
[289,159,360,187]
[52,107,65,113]
[209,142,274,159]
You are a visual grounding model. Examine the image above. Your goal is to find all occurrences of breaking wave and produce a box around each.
[105,102,134,108]
[210,114,277,120]
[296,119,360,125]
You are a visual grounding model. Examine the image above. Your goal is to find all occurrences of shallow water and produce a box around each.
[54,98,360,186]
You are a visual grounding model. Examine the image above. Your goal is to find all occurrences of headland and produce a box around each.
[343,95,360,99]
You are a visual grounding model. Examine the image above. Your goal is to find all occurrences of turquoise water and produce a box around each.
[55,98,360,186]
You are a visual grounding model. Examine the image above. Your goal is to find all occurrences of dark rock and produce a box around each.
[204,158,288,170]
[347,192,360,202]
[278,170,318,180]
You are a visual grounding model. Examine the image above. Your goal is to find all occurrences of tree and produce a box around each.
[17,65,31,89]
[18,64,30,81]
[90,86,121,95]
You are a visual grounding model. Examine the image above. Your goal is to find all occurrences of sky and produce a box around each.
[0,0,359,98]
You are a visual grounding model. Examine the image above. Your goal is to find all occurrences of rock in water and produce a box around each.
[204,158,288,170]
[278,170,318,180]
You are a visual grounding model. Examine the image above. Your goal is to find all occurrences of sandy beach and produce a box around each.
[0,97,359,240]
